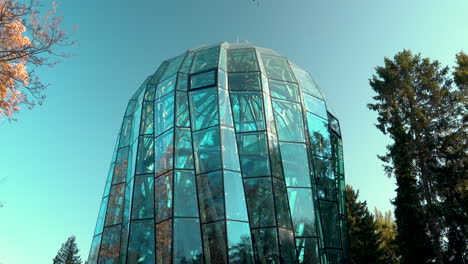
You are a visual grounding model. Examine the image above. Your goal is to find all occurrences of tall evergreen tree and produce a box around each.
[53,236,83,264]
[345,185,382,264]
[374,208,400,264]
[368,50,467,263]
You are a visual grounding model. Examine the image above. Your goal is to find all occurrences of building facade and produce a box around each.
[88,42,348,264]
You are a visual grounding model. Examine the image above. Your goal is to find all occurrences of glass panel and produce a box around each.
[105,164,115,195]
[269,80,300,102]
[230,92,265,132]
[219,88,234,127]
[131,103,143,143]
[329,115,341,136]
[331,135,344,175]
[180,52,195,74]
[272,179,293,229]
[155,172,173,222]
[340,219,349,258]
[189,88,219,131]
[125,100,136,116]
[219,46,227,71]
[278,228,296,263]
[176,73,188,91]
[119,223,129,264]
[287,188,316,237]
[88,234,101,264]
[128,219,155,264]
[218,69,227,89]
[155,75,176,100]
[154,92,175,136]
[131,175,154,220]
[261,55,295,82]
[290,64,323,99]
[197,171,224,223]
[113,147,129,185]
[156,219,172,264]
[123,178,134,224]
[296,238,319,264]
[127,143,137,182]
[144,84,156,102]
[268,135,284,179]
[136,135,154,174]
[134,77,151,101]
[227,48,259,72]
[320,201,341,248]
[149,61,168,85]
[174,218,203,263]
[237,132,270,178]
[202,221,228,264]
[155,129,174,176]
[272,99,305,142]
[119,117,133,147]
[221,127,240,171]
[263,93,276,134]
[140,102,154,135]
[228,72,261,91]
[193,127,221,174]
[280,142,311,187]
[313,157,336,201]
[174,128,194,170]
[326,249,343,264]
[191,46,220,73]
[105,184,125,226]
[244,178,275,228]
[251,228,280,264]
[94,196,108,236]
[227,221,254,264]
[99,225,121,264]
[224,171,248,221]
[307,113,332,158]
[175,91,190,127]
[174,170,199,217]
[191,70,216,89]
[304,94,327,119]
[161,54,185,81]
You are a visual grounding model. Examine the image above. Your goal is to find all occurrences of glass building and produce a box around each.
[88,42,348,264]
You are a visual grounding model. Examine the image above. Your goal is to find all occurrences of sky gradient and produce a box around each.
[0,0,467,263]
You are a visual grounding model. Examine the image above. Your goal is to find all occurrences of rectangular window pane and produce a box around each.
[269,79,300,102]
[155,172,173,222]
[272,99,305,142]
[313,157,336,201]
[113,147,129,185]
[202,221,228,264]
[219,88,234,127]
[197,171,225,223]
[228,72,261,91]
[296,238,320,264]
[156,219,172,264]
[174,170,199,217]
[320,201,341,248]
[237,132,270,178]
[287,188,316,237]
[123,178,133,224]
[131,175,154,220]
[189,88,219,131]
[144,84,156,102]
[244,178,275,228]
[155,75,176,100]
[128,219,155,264]
[190,70,216,89]
[88,234,101,263]
[261,55,295,82]
[160,54,184,81]
[174,128,194,170]
[278,228,297,263]
[193,127,221,174]
[268,135,284,179]
[155,129,174,176]
[119,223,129,264]
[230,92,265,132]
[291,64,323,99]
[221,127,240,171]
[174,218,203,263]
[119,116,133,147]
[304,94,327,119]
[154,92,175,136]
[224,171,248,221]
[251,228,280,264]
[140,101,154,135]
[191,46,219,73]
[105,184,125,226]
[99,225,121,264]
[272,179,293,230]
[227,48,259,72]
[175,91,190,127]
[280,142,311,187]
[94,197,108,236]
[136,135,154,174]
[227,221,254,264]
[180,52,194,74]
[307,113,331,158]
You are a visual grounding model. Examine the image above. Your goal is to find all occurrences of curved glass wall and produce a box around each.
[88,42,348,264]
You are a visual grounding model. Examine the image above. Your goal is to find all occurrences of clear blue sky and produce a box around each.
[0,0,466,263]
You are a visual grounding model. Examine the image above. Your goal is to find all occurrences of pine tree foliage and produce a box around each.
[368,50,467,263]
[53,236,82,264]
[374,208,400,264]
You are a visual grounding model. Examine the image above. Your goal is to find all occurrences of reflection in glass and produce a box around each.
[136,135,154,174]
[105,184,125,226]
[197,171,224,223]
[174,218,203,264]
[273,179,293,229]
[175,92,190,127]
[191,46,219,73]
[296,238,320,264]
[320,201,341,248]
[155,129,174,176]
[251,228,280,264]
[202,221,228,264]
[140,102,154,135]
[99,225,121,264]
[287,188,316,237]
[227,221,254,264]
[119,117,133,147]
[94,196,109,236]
[193,127,221,174]
[161,54,185,81]
[155,172,173,222]
[131,175,154,220]
[228,48,259,72]
[189,88,219,131]
[156,75,176,100]
[221,127,240,171]
[237,132,270,177]
[224,171,248,221]
[272,99,305,142]
[88,235,102,263]
[269,79,300,102]
[154,92,174,136]
[174,170,199,217]
[174,128,194,170]
[303,94,327,119]
[156,219,172,264]
[230,92,265,132]
[113,147,129,185]
[244,178,275,228]
[278,228,297,263]
[280,142,311,187]
[229,72,261,91]
[261,55,295,82]
[191,70,216,89]
[219,88,234,127]
[128,220,155,264]
[307,113,331,158]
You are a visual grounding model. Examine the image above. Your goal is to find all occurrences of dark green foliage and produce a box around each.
[368,50,467,263]
[346,185,382,264]
[374,209,400,264]
[53,236,82,264]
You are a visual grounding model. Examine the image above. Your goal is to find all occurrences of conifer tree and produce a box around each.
[53,236,82,264]
[374,209,400,264]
